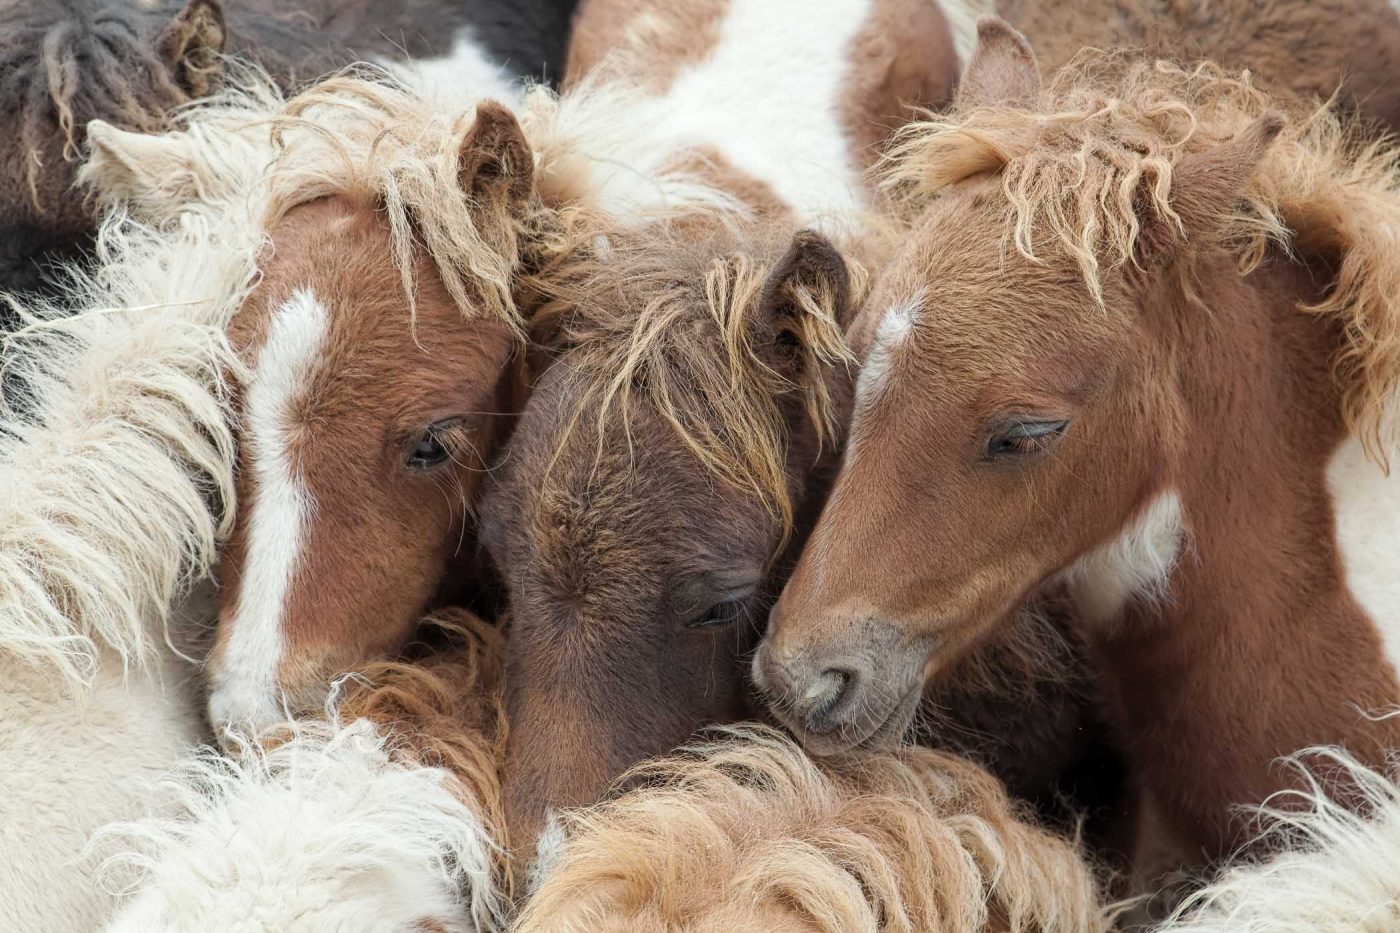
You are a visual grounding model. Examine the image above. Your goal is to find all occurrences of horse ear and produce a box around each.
[957,17,1041,109]
[158,0,227,98]
[756,230,853,382]
[82,121,202,215]
[458,101,534,219]
[1168,112,1285,242]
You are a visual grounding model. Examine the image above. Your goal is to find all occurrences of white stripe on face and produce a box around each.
[855,288,925,410]
[208,288,328,730]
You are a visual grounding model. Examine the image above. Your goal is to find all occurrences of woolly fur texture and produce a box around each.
[515,725,1104,932]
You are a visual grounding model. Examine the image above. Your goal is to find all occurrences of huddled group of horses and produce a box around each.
[3,0,1400,930]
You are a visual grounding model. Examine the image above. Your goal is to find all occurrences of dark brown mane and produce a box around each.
[0,1,188,204]
[525,217,858,533]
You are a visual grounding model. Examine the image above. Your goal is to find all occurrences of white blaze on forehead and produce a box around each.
[854,288,926,410]
[1326,436,1400,685]
[208,288,328,730]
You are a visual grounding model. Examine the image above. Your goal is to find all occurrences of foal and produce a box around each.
[760,20,1400,861]
[0,0,573,297]
[83,78,539,729]
[481,0,971,859]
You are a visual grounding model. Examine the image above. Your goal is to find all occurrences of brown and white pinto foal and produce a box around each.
[759,20,1400,861]
[204,84,536,729]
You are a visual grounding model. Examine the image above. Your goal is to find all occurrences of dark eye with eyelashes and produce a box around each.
[406,419,468,470]
[686,599,750,631]
[984,417,1071,461]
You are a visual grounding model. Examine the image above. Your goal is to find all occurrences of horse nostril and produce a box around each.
[803,666,855,732]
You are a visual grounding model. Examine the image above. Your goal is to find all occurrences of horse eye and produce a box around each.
[406,421,458,469]
[687,599,746,631]
[985,418,1071,460]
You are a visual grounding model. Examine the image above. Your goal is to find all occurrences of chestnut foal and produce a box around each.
[760,20,1400,862]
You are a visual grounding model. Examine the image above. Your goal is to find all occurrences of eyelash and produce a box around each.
[985,419,1070,460]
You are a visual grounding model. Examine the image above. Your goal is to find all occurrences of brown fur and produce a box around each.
[563,0,728,93]
[0,0,576,299]
[998,0,1400,132]
[761,24,1400,862]
[481,218,861,857]
[840,0,962,168]
[330,608,511,897]
[485,0,1075,866]
[484,216,1115,871]
[560,0,961,179]
[214,193,522,714]
[203,83,556,715]
[513,726,1106,932]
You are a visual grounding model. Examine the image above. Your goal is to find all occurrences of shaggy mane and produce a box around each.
[96,609,509,931]
[1154,747,1400,931]
[515,725,1105,931]
[85,70,547,331]
[0,67,540,682]
[884,56,1400,456]
[331,609,511,900]
[528,219,857,532]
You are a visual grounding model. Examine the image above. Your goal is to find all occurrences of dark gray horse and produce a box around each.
[0,0,576,301]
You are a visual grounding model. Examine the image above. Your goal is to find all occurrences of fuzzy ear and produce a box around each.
[1168,112,1285,243]
[157,0,227,98]
[81,121,204,215]
[756,230,854,382]
[957,17,1041,109]
[458,101,534,219]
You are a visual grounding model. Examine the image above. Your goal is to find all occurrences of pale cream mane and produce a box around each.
[884,57,1400,456]
[515,725,1105,932]
[86,67,541,331]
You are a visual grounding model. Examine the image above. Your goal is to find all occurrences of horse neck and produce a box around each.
[1084,248,1400,858]
[555,0,956,224]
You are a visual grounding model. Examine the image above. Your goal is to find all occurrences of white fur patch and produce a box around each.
[527,810,569,896]
[563,0,872,226]
[855,288,925,408]
[0,649,203,933]
[97,718,504,933]
[383,28,521,110]
[207,289,326,731]
[940,0,999,67]
[1326,437,1400,684]
[1156,747,1400,931]
[1061,491,1185,627]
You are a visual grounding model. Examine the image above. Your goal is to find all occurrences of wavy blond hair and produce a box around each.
[884,56,1400,458]
[332,609,511,901]
[85,67,548,332]
[514,725,1105,932]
